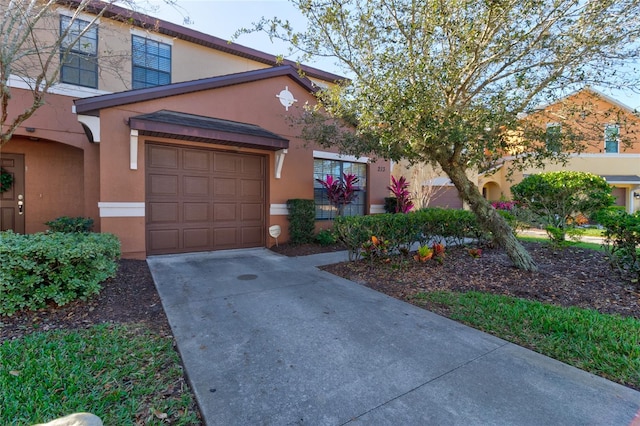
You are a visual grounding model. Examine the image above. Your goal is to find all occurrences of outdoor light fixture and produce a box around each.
[634,191,640,199]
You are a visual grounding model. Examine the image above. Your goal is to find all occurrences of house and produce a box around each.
[0,1,390,258]
[393,88,640,214]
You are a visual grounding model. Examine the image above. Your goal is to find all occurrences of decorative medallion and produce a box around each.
[276,86,297,111]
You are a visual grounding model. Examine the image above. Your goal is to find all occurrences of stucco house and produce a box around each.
[0,1,390,258]
[394,88,640,213]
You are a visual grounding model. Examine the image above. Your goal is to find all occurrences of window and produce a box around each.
[605,124,619,153]
[60,15,98,88]
[314,159,367,219]
[545,123,561,153]
[132,35,171,89]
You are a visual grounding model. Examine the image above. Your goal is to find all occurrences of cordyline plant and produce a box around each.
[316,173,360,217]
[387,176,414,213]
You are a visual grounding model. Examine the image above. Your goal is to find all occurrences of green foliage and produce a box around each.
[314,229,337,246]
[383,197,398,214]
[333,208,487,261]
[411,291,640,389]
[511,171,614,243]
[594,208,640,284]
[0,232,120,316]
[286,199,316,244]
[45,216,94,233]
[0,324,199,425]
[0,167,13,192]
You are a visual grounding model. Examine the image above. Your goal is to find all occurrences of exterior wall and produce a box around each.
[95,75,390,256]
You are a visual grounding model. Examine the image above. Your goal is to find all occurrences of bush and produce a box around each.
[0,231,121,316]
[594,208,640,284]
[315,229,337,246]
[333,208,487,260]
[45,216,94,233]
[286,199,316,244]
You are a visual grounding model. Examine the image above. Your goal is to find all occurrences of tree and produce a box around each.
[244,0,640,271]
[511,171,614,243]
[0,0,173,148]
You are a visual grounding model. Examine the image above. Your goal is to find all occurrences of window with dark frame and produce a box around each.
[132,35,171,89]
[313,158,367,220]
[60,15,98,88]
[604,124,619,153]
[545,123,562,153]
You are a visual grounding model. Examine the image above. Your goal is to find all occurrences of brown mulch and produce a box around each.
[319,242,640,320]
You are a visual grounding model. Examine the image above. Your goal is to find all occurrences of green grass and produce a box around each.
[517,235,605,251]
[411,291,640,389]
[0,324,199,425]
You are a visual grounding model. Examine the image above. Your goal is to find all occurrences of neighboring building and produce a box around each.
[0,2,390,258]
[394,88,640,213]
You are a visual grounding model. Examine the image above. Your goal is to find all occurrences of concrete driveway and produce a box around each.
[147,248,640,426]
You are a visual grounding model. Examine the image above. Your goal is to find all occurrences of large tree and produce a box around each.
[245,0,640,271]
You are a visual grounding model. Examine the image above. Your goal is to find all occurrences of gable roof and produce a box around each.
[74,65,315,115]
[69,0,344,84]
[129,110,289,151]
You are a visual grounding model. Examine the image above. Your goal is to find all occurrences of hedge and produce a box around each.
[0,231,121,316]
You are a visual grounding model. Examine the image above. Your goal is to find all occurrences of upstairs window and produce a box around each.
[132,35,171,89]
[60,15,98,88]
[545,123,562,153]
[604,124,619,153]
[313,158,367,219]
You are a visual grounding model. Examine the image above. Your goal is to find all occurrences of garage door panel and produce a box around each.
[148,202,179,223]
[146,143,265,255]
[183,149,210,171]
[148,145,179,169]
[183,175,210,197]
[148,229,179,252]
[149,174,179,196]
[241,203,264,221]
[241,179,264,198]
[183,228,210,249]
[184,203,210,222]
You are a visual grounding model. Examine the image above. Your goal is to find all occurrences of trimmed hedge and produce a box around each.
[594,208,640,284]
[45,216,94,233]
[0,231,121,316]
[333,208,486,260]
[286,199,316,244]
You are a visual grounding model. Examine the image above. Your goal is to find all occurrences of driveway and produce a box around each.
[147,248,640,426]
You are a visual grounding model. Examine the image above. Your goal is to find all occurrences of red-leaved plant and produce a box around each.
[387,176,414,213]
[316,173,360,217]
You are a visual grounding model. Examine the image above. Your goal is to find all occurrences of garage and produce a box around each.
[429,186,463,209]
[146,143,266,255]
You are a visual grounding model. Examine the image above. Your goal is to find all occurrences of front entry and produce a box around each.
[0,153,26,233]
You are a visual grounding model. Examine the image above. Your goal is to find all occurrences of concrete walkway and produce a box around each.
[147,249,640,426]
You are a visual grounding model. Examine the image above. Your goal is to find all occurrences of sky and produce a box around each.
[145,0,640,110]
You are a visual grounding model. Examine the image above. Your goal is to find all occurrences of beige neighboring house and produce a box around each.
[395,88,640,213]
[0,1,390,258]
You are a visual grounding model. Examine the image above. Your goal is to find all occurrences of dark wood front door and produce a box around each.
[0,153,25,233]
[145,143,266,255]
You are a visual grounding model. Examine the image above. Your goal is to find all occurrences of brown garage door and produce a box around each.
[429,186,463,209]
[146,143,265,255]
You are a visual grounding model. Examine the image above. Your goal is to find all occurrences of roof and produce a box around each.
[129,110,289,151]
[74,66,315,115]
[69,0,344,84]
[601,175,640,184]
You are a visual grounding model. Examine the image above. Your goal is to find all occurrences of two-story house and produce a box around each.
[0,1,390,258]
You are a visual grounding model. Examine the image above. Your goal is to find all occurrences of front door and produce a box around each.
[0,153,25,233]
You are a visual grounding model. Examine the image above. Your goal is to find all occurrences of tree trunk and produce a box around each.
[440,162,539,272]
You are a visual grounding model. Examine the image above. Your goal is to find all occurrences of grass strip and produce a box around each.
[517,235,605,252]
[411,291,640,389]
[0,323,199,425]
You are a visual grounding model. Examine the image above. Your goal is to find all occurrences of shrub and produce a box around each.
[45,216,94,233]
[384,197,398,214]
[315,229,337,246]
[594,208,640,284]
[0,231,121,316]
[286,199,316,244]
[387,176,414,213]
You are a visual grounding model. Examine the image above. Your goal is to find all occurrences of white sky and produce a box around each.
[146,0,640,110]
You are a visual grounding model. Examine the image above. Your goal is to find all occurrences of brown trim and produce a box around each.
[64,0,345,83]
[74,66,316,115]
[129,110,289,151]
